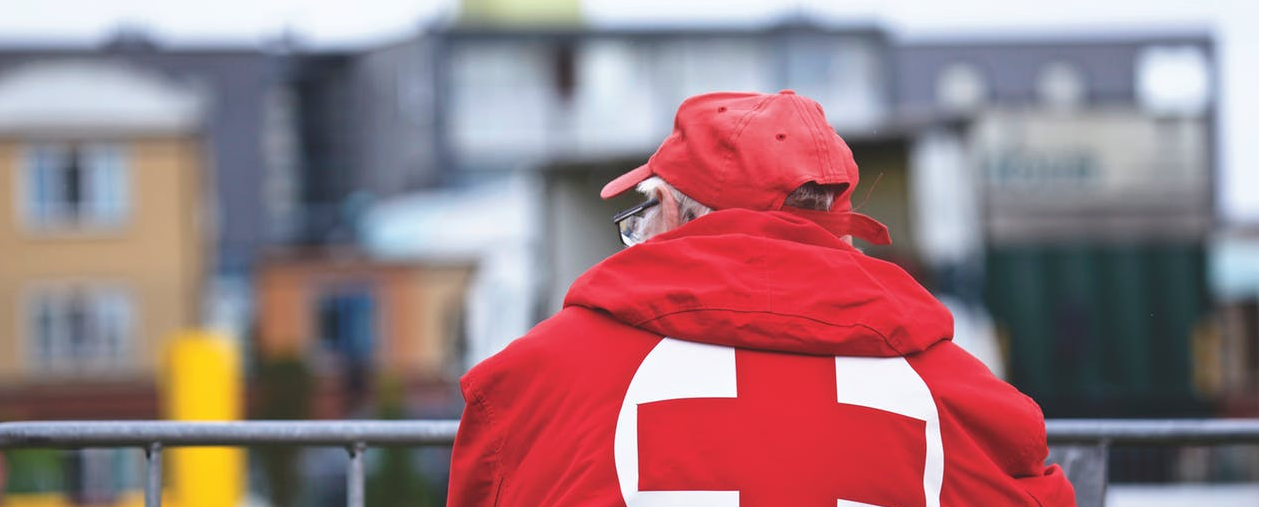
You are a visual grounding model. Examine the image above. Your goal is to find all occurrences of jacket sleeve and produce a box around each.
[911,343,1078,506]
[446,378,503,507]
[1000,396,1077,506]
[1007,395,1077,507]
[1018,462,1077,507]
[1019,396,1078,507]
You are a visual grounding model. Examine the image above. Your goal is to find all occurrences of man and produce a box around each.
[446,90,1076,507]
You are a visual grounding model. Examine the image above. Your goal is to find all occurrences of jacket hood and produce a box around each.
[563,208,954,357]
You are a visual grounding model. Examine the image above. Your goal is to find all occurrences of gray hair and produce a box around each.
[631,177,713,241]
[632,177,837,241]
[782,182,838,211]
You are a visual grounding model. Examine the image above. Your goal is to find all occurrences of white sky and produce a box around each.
[1,0,1257,224]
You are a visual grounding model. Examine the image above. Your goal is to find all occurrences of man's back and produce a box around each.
[447,209,1076,506]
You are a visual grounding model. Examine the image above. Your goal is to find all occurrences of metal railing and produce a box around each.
[0,421,459,507]
[0,419,1255,507]
[1044,419,1258,507]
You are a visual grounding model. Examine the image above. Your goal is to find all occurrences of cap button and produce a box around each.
[778,89,796,95]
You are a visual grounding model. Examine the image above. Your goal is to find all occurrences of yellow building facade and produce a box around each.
[0,137,204,384]
[0,60,207,505]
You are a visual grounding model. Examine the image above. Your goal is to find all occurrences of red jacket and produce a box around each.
[447,209,1076,507]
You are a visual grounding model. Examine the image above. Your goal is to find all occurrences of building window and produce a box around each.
[21,142,129,230]
[1136,45,1211,116]
[936,62,988,113]
[315,286,375,394]
[1037,61,1087,110]
[551,42,578,102]
[26,285,134,374]
[66,448,142,505]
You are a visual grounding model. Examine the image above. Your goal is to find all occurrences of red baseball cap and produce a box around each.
[600,90,891,245]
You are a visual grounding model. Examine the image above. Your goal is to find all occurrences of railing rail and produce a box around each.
[0,418,1256,507]
[1045,418,1259,444]
[0,420,461,448]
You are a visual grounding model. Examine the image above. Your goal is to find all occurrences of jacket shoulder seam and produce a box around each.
[464,376,509,503]
[634,306,905,354]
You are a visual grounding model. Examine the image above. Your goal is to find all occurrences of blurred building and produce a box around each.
[0,58,208,421]
[258,38,479,425]
[253,249,472,418]
[0,31,472,412]
[0,36,292,342]
[0,32,472,505]
[896,38,1222,418]
[283,37,443,245]
[0,57,210,505]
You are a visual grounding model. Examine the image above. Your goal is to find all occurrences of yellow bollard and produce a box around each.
[164,331,244,507]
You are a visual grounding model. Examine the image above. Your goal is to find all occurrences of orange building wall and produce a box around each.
[254,255,472,380]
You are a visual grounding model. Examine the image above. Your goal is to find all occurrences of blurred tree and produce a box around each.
[255,356,314,507]
[367,378,439,507]
[2,449,63,494]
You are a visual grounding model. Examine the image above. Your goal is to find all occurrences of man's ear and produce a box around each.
[652,188,669,204]
[655,189,678,226]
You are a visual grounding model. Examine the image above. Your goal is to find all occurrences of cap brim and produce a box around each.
[600,164,654,199]
[783,209,892,246]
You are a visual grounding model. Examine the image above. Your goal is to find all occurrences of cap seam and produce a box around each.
[817,100,837,180]
[814,102,840,181]
[787,93,827,184]
[787,93,832,186]
[723,94,778,210]
[814,101,840,181]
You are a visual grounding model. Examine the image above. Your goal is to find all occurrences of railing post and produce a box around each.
[145,442,163,507]
[347,442,366,507]
[1047,439,1109,507]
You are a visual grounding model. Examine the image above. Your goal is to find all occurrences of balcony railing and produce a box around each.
[0,419,1256,507]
